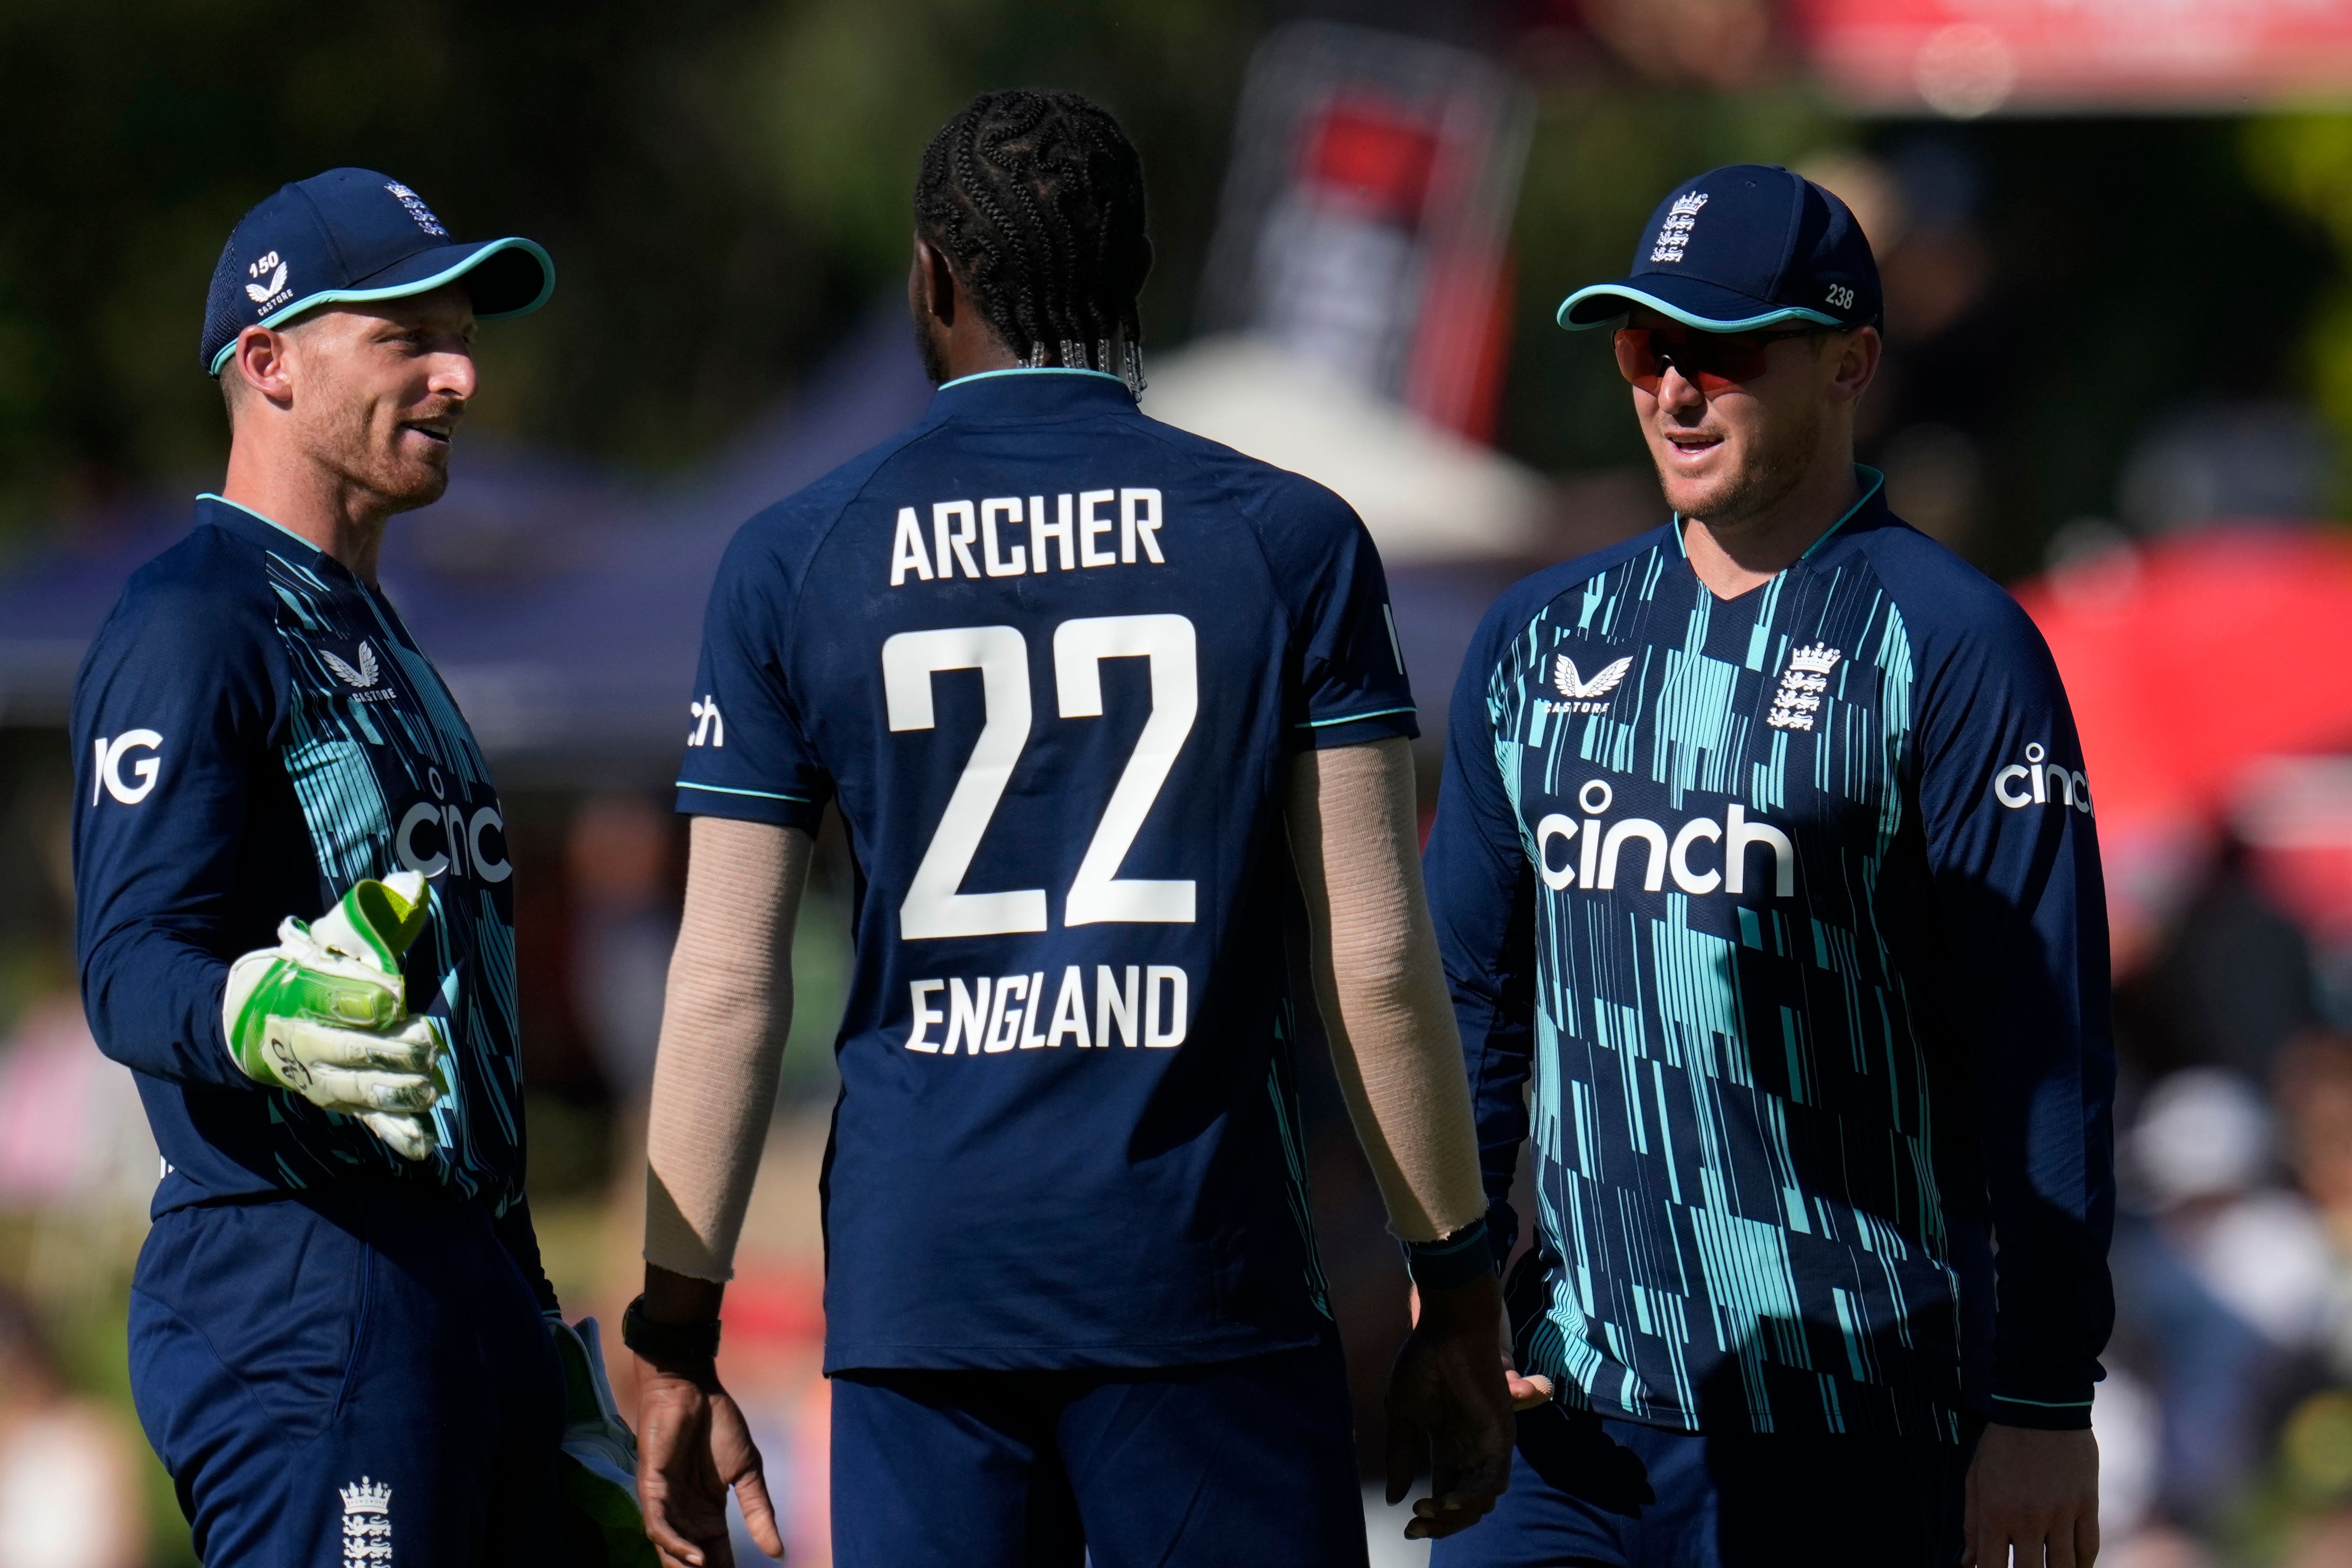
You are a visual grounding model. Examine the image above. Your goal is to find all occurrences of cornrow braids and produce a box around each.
[915,89,1152,395]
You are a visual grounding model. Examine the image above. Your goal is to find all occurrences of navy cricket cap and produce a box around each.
[1557,164,1881,334]
[201,168,554,376]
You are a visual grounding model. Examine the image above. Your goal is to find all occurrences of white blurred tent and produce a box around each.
[1140,335,1549,565]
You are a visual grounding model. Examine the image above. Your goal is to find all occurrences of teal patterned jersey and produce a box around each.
[73,497,532,1230]
[1423,471,2114,1440]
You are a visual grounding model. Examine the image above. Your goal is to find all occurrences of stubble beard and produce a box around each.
[307,395,453,515]
[1667,395,1823,532]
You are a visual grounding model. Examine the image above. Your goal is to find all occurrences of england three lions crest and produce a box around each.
[342,1477,392,1565]
[1550,654,1632,715]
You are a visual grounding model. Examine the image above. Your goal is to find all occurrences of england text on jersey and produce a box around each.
[676,368,1417,1372]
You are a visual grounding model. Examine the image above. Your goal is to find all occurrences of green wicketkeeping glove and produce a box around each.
[547,1314,660,1568]
[221,871,445,1161]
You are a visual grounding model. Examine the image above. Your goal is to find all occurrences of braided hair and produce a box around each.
[915,89,1152,394]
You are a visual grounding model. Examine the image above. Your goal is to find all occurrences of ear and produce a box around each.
[1827,325,1882,406]
[913,235,959,329]
[228,325,297,409]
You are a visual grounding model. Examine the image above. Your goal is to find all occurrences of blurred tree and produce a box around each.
[0,0,1269,545]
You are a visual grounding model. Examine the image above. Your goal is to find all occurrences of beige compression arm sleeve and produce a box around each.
[1285,736,1487,1243]
[642,815,811,1282]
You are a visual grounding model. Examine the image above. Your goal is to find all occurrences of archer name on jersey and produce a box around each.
[1424,470,2115,1441]
[72,497,528,1218]
[676,369,1416,1373]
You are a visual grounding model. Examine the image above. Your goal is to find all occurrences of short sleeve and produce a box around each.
[1259,478,1418,750]
[71,577,280,1090]
[675,525,834,831]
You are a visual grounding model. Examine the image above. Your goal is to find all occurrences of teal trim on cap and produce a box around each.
[207,237,557,376]
[937,366,1130,392]
[1555,283,1841,334]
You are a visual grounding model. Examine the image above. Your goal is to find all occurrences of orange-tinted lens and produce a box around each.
[1613,328,1774,395]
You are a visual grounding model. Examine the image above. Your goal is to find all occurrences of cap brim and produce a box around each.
[1557,275,1840,333]
[208,237,555,375]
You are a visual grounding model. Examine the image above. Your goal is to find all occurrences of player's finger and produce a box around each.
[2077,1507,2100,1567]
[308,1065,436,1112]
[1506,1370,1552,1410]
[1383,1408,1423,1508]
[642,1491,719,1568]
[356,1112,436,1161]
[735,1466,786,1559]
[2049,1524,2078,1568]
[303,1026,437,1073]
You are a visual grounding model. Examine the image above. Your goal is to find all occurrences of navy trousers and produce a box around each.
[128,1186,563,1567]
[829,1333,1369,1568]
[1430,1402,1971,1568]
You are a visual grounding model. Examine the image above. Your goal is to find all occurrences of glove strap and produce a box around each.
[621,1295,721,1373]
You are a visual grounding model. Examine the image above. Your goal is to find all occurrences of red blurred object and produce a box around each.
[2013,524,2352,961]
[1301,97,1441,225]
[1787,0,2352,113]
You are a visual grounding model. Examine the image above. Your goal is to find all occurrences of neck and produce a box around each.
[220,436,394,583]
[1680,446,1861,599]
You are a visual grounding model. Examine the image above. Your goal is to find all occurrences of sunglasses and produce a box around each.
[1612,325,1829,396]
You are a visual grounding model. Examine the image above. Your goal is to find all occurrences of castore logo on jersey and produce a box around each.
[321,641,381,689]
[1551,655,1632,715]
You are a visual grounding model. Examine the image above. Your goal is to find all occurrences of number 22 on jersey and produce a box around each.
[884,614,1198,940]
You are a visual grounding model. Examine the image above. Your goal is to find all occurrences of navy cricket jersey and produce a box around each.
[1423,470,2114,1440]
[71,497,538,1250]
[676,368,1417,1372]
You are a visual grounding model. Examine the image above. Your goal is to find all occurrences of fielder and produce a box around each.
[624,90,1516,1568]
[1423,165,2115,1567]
[73,168,637,1566]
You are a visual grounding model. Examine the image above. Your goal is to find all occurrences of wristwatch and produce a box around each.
[621,1294,722,1367]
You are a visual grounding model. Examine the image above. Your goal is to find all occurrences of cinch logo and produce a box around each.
[1993,743,2092,816]
[392,766,510,884]
[91,730,163,805]
[1531,778,1794,898]
[687,696,725,748]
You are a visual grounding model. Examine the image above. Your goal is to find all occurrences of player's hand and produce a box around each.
[1965,1423,2099,1568]
[253,1013,443,1159]
[636,1364,783,1568]
[1385,1271,1515,1540]
[1411,1283,1552,1411]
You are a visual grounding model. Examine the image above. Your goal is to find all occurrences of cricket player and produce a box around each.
[1422,165,2115,1567]
[625,90,1515,1568]
[73,169,630,1566]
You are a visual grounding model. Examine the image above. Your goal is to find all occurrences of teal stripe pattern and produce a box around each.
[260,551,526,1209]
[1484,537,1963,1440]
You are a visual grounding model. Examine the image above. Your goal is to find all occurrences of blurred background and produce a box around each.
[7,0,2352,1563]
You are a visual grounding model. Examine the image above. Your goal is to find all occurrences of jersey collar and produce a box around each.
[196,491,330,559]
[927,366,1139,423]
[1670,463,1889,563]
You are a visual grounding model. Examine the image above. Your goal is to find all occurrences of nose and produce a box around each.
[1657,362,1706,416]
[430,344,478,405]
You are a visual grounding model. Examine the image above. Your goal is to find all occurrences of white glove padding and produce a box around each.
[545,1314,658,1565]
[222,871,444,1161]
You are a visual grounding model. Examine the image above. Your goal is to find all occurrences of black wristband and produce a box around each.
[621,1294,722,1367]
[1401,1217,1494,1294]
